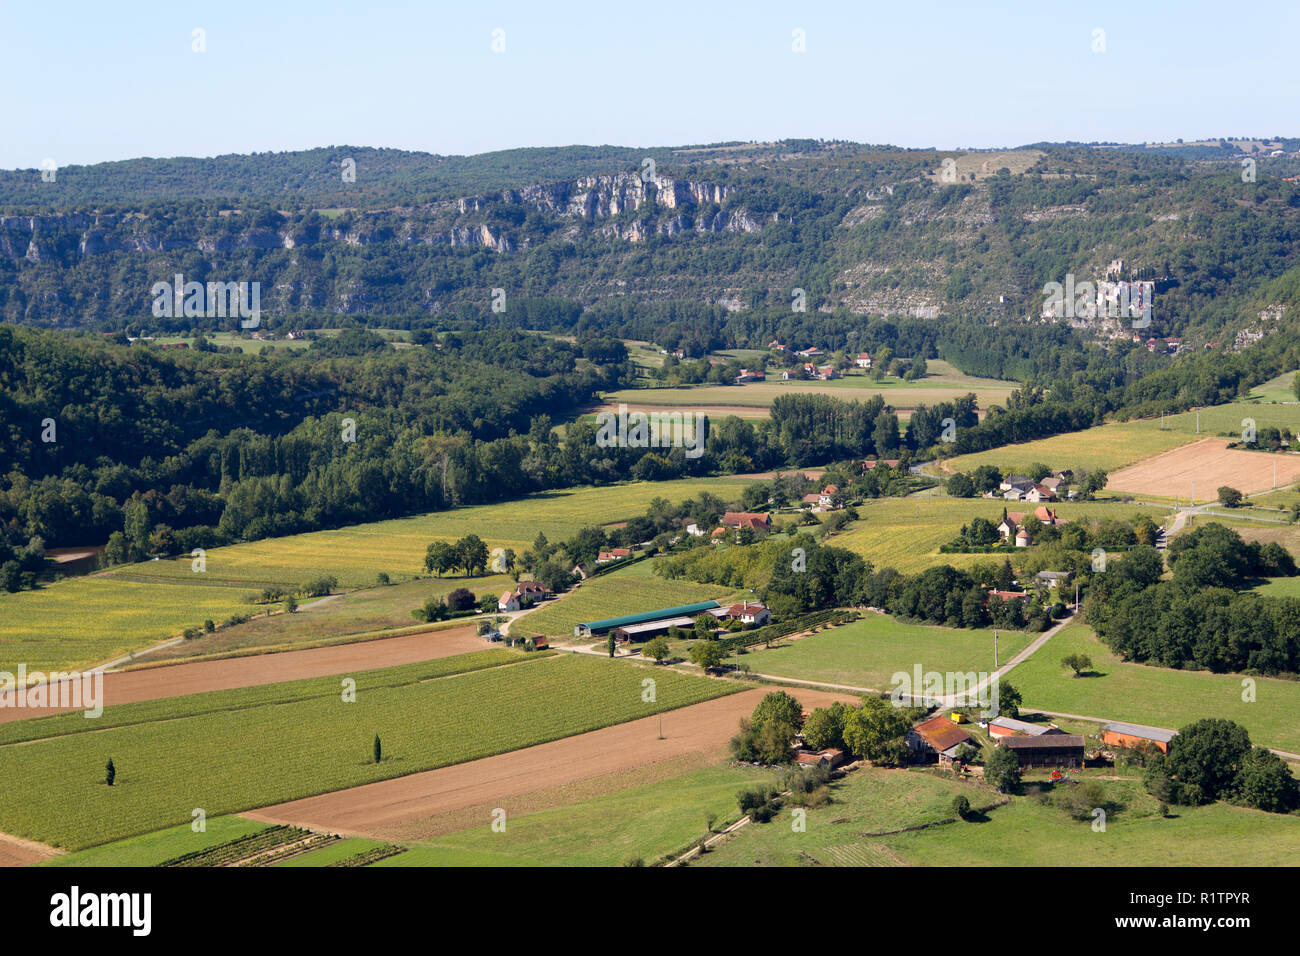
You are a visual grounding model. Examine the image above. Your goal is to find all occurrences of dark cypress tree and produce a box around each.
[373,735,382,764]
[105,757,116,787]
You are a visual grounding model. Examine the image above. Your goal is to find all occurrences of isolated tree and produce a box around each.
[1217,486,1244,508]
[607,633,616,658]
[690,639,727,670]
[105,757,116,787]
[446,587,476,612]
[373,735,382,764]
[1061,653,1092,677]
[643,636,671,664]
[952,794,971,819]
[284,594,298,613]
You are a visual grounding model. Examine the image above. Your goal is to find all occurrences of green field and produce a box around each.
[140,576,515,664]
[832,497,1158,574]
[741,614,1032,692]
[696,767,980,867]
[878,786,1300,866]
[1246,370,1300,404]
[100,475,761,591]
[378,763,779,867]
[1011,624,1300,753]
[0,653,738,850]
[939,402,1300,477]
[521,562,736,639]
[2,475,760,670]
[0,577,262,673]
[0,650,519,748]
[604,363,1016,413]
[40,815,268,867]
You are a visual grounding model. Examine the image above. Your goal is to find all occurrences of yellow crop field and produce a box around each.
[832,497,1157,573]
[0,578,259,673]
[938,402,1300,478]
[603,361,1017,412]
[102,475,762,590]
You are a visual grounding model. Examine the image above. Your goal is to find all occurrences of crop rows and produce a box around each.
[0,654,739,850]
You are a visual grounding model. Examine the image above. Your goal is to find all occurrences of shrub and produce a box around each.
[952,794,971,819]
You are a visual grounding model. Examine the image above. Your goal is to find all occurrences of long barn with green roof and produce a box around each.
[574,601,722,639]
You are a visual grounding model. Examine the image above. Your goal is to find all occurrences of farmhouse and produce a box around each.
[996,733,1086,769]
[721,512,771,530]
[796,747,847,769]
[988,716,1064,739]
[998,507,1069,543]
[818,485,840,508]
[571,562,590,580]
[515,581,551,603]
[497,592,521,612]
[596,548,632,564]
[855,352,872,369]
[574,601,723,639]
[710,601,771,626]
[907,714,974,767]
[1101,721,1178,754]
[1035,570,1073,592]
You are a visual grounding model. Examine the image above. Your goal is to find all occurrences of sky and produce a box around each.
[2,0,1297,169]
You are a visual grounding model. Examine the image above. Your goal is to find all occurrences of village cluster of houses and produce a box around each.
[997,472,1072,502]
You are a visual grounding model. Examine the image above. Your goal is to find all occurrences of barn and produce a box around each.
[996,734,1086,769]
[1101,722,1177,754]
[574,601,722,639]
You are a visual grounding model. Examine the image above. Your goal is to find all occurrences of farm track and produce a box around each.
[242,686,859,840]
[0,626,485,725]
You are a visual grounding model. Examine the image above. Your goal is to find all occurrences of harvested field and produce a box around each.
[243,686,855,841]
[1106,438,1300,499]
[0,626,485,724]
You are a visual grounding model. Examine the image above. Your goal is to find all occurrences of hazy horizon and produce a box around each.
[5,0,1298,169]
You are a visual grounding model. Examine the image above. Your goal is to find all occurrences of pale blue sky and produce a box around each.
[2,0,1296,168]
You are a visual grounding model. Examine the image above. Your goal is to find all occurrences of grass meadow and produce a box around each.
[740,613,1032,691]
[0,653,737,850]
[1010,624,1300,753]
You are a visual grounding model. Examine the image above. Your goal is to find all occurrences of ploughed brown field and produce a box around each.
[243,687,856,841]
[0,626,485,724]
[1106,438,1300,499]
